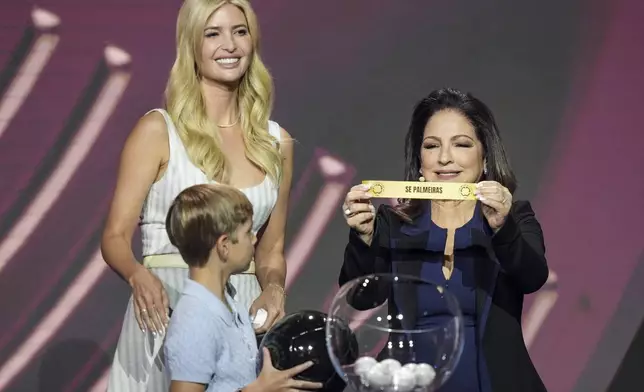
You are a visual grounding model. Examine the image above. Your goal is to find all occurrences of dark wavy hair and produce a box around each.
[394,87,517,221]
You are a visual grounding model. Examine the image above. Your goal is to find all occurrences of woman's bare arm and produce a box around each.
[101,111,170,332]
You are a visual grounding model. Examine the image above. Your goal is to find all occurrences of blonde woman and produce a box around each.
[101,1,291,390]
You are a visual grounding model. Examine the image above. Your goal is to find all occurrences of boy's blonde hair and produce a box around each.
[166,184,253,267]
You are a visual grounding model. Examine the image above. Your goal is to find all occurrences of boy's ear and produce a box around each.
[216,234,230,259]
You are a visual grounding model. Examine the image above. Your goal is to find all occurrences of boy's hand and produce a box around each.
[245,348,323,391]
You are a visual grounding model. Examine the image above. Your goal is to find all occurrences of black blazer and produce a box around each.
[339,200,549,392]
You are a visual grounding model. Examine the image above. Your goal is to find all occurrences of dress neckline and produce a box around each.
[211,175,269,191]
[427,201,481,233]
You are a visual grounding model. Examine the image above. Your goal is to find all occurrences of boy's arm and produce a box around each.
[170,381,206,392]
[164,302,220,387]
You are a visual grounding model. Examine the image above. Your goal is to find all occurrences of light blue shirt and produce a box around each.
[165,279,258,391]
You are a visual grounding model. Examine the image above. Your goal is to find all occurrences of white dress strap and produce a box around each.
[268,120,281,144]
[145,108,186,161]
[146,108,170,123]
[146,109,176,137]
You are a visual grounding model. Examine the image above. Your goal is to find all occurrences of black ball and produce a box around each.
[257,310,358,392]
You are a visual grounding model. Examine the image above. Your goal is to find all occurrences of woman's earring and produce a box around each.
[483,165,488,175]
[419,176,425,182]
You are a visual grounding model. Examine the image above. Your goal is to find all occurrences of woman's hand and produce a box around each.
[128,264,170,335]
[250,284,285,333]
[342,184,376,245]
[475,181,512,231]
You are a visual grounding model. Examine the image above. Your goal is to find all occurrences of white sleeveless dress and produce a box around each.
[106,109,281,392]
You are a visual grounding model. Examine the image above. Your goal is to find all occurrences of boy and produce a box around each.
[163,184,322,392]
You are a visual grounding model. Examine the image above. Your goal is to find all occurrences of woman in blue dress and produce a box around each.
[339,88,548,392]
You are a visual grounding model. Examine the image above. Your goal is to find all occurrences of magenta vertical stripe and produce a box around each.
[529,0,644,390]
[0,196,110,352]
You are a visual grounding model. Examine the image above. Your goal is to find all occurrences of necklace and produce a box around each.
[217,114,240,128]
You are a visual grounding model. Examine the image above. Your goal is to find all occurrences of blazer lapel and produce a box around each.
[390,208,432,330]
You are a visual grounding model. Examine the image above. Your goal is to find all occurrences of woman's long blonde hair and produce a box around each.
[165,0,282,184]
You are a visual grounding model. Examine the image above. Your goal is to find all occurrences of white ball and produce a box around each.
[392,367,416,392]
[402,363,418,372]
[414,363,436,387]
[251,308,267,329]
[354,356,377,377]
[364,362,393,388]
[379,358,402,373]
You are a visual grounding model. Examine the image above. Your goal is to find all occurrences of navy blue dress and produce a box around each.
[414,202,491,392]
